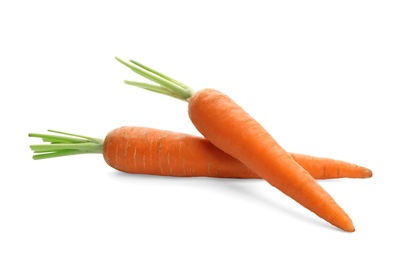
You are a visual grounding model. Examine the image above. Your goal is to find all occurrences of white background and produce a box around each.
[1,0,397,259]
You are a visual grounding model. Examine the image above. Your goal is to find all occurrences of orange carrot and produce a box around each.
[29,127,372,180]
[116,58,363,232]
[290,153,372,179]
[189,89,356,232]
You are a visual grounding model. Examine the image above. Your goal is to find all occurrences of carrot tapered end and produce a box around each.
[336,215,355,232]
[363,168,373,178]
[327,205,356,232]
[345,223,355,233]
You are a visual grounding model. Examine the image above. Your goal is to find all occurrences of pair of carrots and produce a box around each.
[29,58,372,232]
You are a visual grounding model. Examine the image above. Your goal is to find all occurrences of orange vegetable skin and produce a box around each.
[103,127,371,181]
[115,58,369,232]
[290,153,372,179]
[188,88,356,232]
[102,126,250,178]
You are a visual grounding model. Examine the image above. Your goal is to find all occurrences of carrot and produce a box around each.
[290,153,372,179]
[116,58,362,232]
[29,127,372,180]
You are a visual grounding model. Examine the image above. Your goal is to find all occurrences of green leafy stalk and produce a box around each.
[115,57,195,101]
[29,130,103,160]
[123,80,188,101]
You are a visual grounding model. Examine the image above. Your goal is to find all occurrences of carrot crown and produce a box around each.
[115,57,195,102]
[29,130,103,160]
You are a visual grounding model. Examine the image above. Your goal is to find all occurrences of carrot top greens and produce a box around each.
[115,57,195,101]
[29,130,103,160]
[30,58,194,160]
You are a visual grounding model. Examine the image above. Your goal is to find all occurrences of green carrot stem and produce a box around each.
[128,59,191,91]
[28,133,89,143]
[32,150,95,160]
[29,130,103,160]
[115,57,195,101]
[30,143,101,153]
[123,80,188,101]
[47,130,103,144]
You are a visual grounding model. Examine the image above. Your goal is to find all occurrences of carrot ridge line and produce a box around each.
[115,57,195,101]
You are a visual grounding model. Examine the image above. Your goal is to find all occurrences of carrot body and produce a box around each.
[188,88,355,232]
[102,126,372,180]
[115,57,369,232]
[103,126,252,178]
[290,153,372,179]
